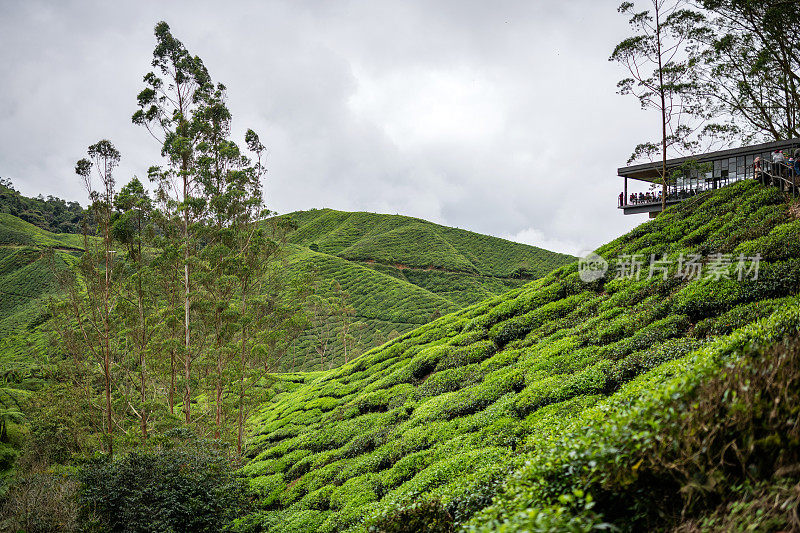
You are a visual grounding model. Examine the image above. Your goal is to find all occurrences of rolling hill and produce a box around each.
[235,180,800,532]
[0,209,573,374]
[267,209,575,371]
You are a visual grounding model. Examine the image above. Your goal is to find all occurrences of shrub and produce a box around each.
[607,314,691,358]
[366,497,454,533]
[77,446,248,533]
[603,338,705,392]
[1,471,78,533]
[740,259,800,301]
[414,364,482,400]
[672,278,744,321]
[693,299,786,338]
[488,294,585,346]
[435,340,495,371]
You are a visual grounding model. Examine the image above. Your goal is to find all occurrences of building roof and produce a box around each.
[618,138,800,183]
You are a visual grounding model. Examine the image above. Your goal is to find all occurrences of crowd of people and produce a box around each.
[618,188,700,207]
[618,147,800,208]
[755,148,800,186]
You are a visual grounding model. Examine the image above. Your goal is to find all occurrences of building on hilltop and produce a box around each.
[618,138,800,217]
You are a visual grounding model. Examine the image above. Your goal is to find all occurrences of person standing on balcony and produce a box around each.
[754,156,764,185]
[773,150,786,182]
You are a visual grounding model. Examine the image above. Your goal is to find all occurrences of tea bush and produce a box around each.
[237,181,800,531]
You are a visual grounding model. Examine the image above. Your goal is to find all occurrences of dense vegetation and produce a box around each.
[235,180,800,532]
[0,206,570,374]
[0,199,571,527]
[0,179,87,234]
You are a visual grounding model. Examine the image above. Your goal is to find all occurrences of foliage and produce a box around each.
[610,0,706,208]
[1,471,78,533]
[471,310,800,532]
[366,497,454,533]
[694,0,800,142]
[0,177,87,235]
[278,209,574,371]
[77,441,249,532]
[238,180,800,532]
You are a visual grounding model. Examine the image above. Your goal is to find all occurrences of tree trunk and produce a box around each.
[237,281,248,456]
[215,344,223,439]
[138,274,148,440]
[103,205,114,457]
[183,169,192,425]
[138,216,148,440]
[657,5,668,215]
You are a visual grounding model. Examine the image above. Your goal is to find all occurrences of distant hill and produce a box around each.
[0,179,87,234]
[0,208,573,374]
[278,209,575,370]
[240,181,800,532]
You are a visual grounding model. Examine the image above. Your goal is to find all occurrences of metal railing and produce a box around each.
[756,161,799,193]
[619,162,799,208]
[620,188,705,207]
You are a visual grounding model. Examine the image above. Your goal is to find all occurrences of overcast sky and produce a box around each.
[0,0,661,255]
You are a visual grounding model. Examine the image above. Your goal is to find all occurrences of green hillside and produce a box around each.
[236,181,800,532]
[0,215,79,362]
[0,209,572,374]
[279,210,575,371]
[0,213,83,250]
[284,209,571,278]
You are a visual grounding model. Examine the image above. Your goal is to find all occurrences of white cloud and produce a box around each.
[504,227,583,257]
[348,66,506,149]
[0,0,655,253]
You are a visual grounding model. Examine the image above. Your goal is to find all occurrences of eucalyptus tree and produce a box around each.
[131,21,311,447]
[191,82,310,446]
[113,178,156,440]
[230,216,310,456]
[611,0,705,212]
[192,82,248,438]
[71,139,122,455]
[133,21,211,424]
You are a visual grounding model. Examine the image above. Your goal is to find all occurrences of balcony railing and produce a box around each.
[618,161,800,209]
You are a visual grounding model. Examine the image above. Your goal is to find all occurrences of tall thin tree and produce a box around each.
[611,0,705,212]
[133,21,211,423]
[73,140,121,455]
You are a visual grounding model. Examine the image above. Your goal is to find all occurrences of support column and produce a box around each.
[624,176,628,205]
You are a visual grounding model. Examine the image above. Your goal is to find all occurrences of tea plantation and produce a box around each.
[283,209,571,279]
[236,181,800,532]
[0,210,571,374]
[274,209,575,371]
[0,214,79,373]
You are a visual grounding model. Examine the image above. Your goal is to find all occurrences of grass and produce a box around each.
[235,181,800,532]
